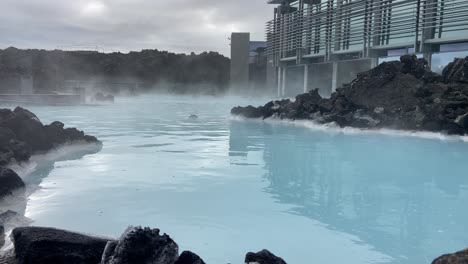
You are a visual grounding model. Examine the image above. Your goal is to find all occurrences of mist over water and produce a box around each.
[10,95,468,264]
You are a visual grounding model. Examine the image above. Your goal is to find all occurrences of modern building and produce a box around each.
[230,33,273,94]
[266,0,468,97]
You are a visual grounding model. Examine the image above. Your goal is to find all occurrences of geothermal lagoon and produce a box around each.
[6,95,468,264]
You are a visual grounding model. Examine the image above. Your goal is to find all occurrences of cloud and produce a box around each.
[0,0,274,56]
[80,1,108,17]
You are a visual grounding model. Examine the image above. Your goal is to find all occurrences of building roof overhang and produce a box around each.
[267,0,296,4]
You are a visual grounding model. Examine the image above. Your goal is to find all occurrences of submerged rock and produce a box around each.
[0,167,24,198]
[101,226,179,264]
[12,226,110,264]
[175,251,206,264]
[432,248,468,264]
[245,249,287,264]
[231,55,468,135]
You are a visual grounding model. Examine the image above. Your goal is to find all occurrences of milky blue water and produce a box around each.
[11,95,468,264]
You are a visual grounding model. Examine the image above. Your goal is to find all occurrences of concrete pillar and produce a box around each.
[424,53,433,69]
[370,57,379,68]
[230,33,250,91]
[277,67,282,97]
[282,67,287,97]
[303,64,309,93]
[421,0,437,68]
[331,62,338,92]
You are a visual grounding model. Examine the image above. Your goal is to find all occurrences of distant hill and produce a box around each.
[0,47,230,95]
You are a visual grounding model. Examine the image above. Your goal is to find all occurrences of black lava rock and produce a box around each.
[0,107,101,167]
[175,251,206,264]
[245,249,287,264]
[432,248,468,264]
[12,226,111,264]
[232,56,468,135]
[0,167,25,198]
[443,56,468,83]
[101,226,179,264]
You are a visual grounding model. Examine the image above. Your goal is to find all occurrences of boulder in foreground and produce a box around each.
[245,249,288,264]
[432,248,468,264]
[12,226,110,264]
[0,167,24,198]
[174,251,206,264]
[101,226,179,264]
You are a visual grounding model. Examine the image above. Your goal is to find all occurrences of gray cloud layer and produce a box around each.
[0,0,274,56]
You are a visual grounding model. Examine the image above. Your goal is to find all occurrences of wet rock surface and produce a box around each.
[0,168,24,198]
[432,248,468,264]
[12,227,110,264]
[174,251,206,264]
[6,225,465,264]
[232,55,468,135]
[5,226,290,264]
[101,227,178,264]
[245,249,288,264]
[0,106,100,166]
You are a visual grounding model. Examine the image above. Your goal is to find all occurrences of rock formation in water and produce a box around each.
[245,249,288,264]
[232,55,468,135]
[0,106,100,166]
[3,225,467,264]
[174,251,206,264]
[432,248,468,264]
[101,227,179,264]
[12,227,111,264]
[1,226,286,264]
[0,106,102,221]
[0,168,24,198]
[0,47,230,95]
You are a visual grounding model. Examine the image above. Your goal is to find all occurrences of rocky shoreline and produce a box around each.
[0,106,101,198]
[0,106,103,258]
[232,55,468,136]
[0,226,288,264]
[1,225,466,264]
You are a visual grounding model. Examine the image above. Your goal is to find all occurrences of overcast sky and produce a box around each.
[0,0,274,57]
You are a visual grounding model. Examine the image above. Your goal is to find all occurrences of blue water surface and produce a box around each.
[14,95,468,264]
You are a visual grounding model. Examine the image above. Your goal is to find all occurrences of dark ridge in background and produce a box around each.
[0,47,230,95]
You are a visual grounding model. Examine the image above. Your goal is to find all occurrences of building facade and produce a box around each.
[267,0,468,97]
[230,33,273,95]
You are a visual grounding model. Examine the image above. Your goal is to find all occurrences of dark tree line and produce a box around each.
[0,47,230,95]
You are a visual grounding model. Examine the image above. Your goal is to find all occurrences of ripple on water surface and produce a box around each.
[10,95,468,264]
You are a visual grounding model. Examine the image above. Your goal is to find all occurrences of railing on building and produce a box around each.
[266,0,468,66]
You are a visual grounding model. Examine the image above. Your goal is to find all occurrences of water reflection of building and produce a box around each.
[228,120,468,263]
